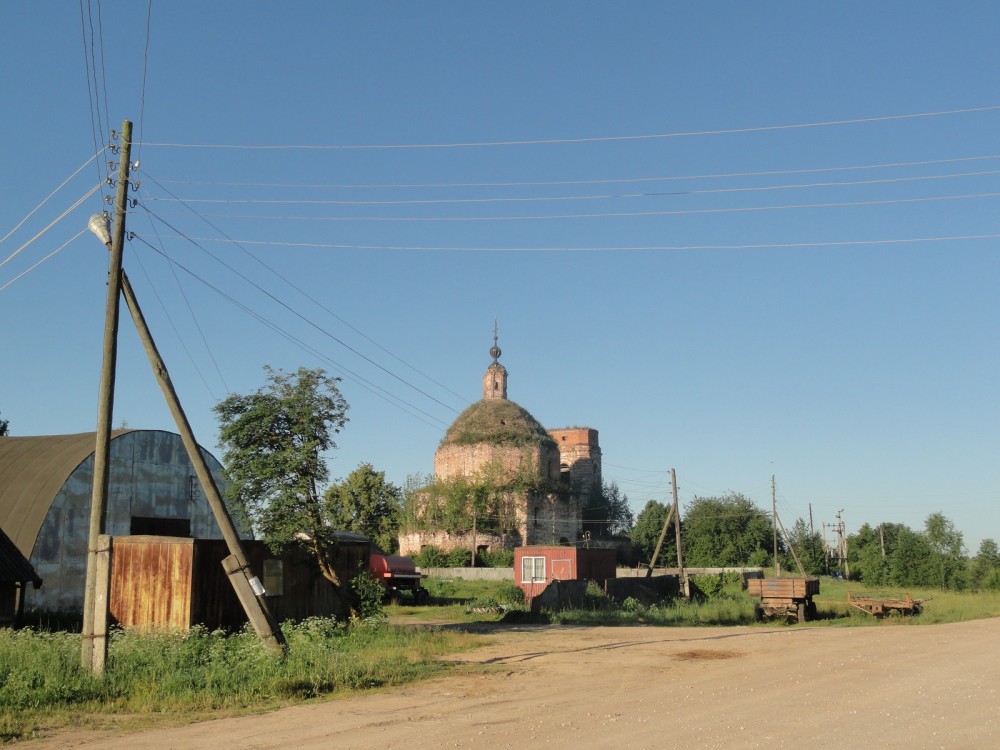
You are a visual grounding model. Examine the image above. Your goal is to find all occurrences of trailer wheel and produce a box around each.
[414,588,429,605]
[807,601,818,621]
[753,603,763,622]
[797,602,807,624]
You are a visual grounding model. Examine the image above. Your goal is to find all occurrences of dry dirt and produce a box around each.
[28,617,1000,749]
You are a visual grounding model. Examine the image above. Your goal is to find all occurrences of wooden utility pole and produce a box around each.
[118,270,285,652]
[772,475,780,576]
[671,468,687,597]
[644,503,674,577]
[81,120,131,673]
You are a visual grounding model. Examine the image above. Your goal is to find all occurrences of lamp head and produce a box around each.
[87,213,112,246]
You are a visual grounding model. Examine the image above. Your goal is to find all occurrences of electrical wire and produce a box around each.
[78,0,106,197]
[130,233,454,430]
[140,175,469,407]
[0,183,102,271]
[151,153,1000,191]
[0,150,104,248]
[0,229,87,294]
[147,168,1000,208]
[155,190,1000,223]
[168,231,1000,254]
[138,104,1000,150]
[137,0,153,166]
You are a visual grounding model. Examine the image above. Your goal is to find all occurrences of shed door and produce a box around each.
[552,558,572,580]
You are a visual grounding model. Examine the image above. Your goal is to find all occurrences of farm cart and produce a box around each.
[748,577,820,623]
[847,592,925,618]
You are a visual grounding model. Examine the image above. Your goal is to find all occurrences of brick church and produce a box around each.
[398,335,601,556]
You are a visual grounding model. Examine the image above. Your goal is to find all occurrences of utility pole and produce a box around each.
[117,270,285,652]
[772,475,780,577]
[82,120,285,665]
[81,120,131,673]
[671,468,687,597]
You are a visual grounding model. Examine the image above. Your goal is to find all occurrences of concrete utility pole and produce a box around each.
[81,120,132,673]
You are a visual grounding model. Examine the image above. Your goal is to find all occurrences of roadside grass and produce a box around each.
[0,618,479,744]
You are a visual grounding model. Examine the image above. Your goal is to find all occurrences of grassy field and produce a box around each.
[4,575,997,744]
[0,618,480,744]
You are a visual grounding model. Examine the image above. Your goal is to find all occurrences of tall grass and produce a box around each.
[0,619,476,743]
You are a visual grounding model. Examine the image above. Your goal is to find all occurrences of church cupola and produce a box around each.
[482,324,507,400]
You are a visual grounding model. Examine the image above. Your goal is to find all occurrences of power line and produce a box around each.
[138,104,1000,150]
[150,153,1000,191]
[0,229,87,294]
[168,231,1000,254]
[130,234,453,431]
[152,190,1000,223]
[147,168,1000,207]
[0,151,103,248]
[141,172,469,406]
[0,183,103,271]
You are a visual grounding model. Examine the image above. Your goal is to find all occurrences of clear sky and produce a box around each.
[2,2,998,554]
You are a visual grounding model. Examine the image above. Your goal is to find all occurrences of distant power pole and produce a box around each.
[772,475,780,576]
[671,469,686,596]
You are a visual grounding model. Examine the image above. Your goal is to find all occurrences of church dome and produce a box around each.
[440,398,555,449]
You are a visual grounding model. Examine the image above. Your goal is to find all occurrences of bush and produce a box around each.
[412,546,448,568]
[350,571,386,622]
[477,548,514,568]
[446,548,472,568]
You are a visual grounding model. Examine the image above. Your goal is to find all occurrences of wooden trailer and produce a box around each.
[748,577,820,623]
[847,592,925,618]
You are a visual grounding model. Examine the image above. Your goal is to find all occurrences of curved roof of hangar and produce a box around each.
[0,431,131,557]
[439,398,555,450]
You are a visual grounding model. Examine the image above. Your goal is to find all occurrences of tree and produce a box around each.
[683,493,774,567]
[583,480,634,539]
[0,411,8,436]
[924,512,966,590]
[324,463,404,553]
[214,366,351,607]
[629,500,674,565]
[783,518,824,575]
[970,539,1000,591]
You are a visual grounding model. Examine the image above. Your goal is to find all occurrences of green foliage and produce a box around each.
[969,539,1000,590]
[446,547,472,567]
[215,366,348,553]
[440,399,556,448]
[349,571,387,622]
[0,621,476,741]
[583,480,634,539]
[0,410,8,437]
[324,463,404,553]
[214,366,352,600]
[783,518,825,575]
[477,548,515,567]
[683,493,774,567]
[850,514,972,591]
[404,461,564,536]
[412,545,448,568]
[630,500,675,565]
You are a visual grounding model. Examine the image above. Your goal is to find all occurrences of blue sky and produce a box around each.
[2,3,998,553]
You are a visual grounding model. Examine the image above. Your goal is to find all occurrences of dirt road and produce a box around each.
[30,617,999,749]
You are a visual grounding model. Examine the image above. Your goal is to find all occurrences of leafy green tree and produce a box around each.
[848,522,907,585]
[924,512,966,590]
[783,518,824,575]
[629,500,675,565]
[583,480,634,539]
[683,493,774,567]
[214,366,351,605]
[0,411,8,436]
[888,526,938,587]
[969,539,1000,590]
[324,463,404,553]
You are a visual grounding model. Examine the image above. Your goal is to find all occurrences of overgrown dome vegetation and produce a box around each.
[440,399,556,448]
